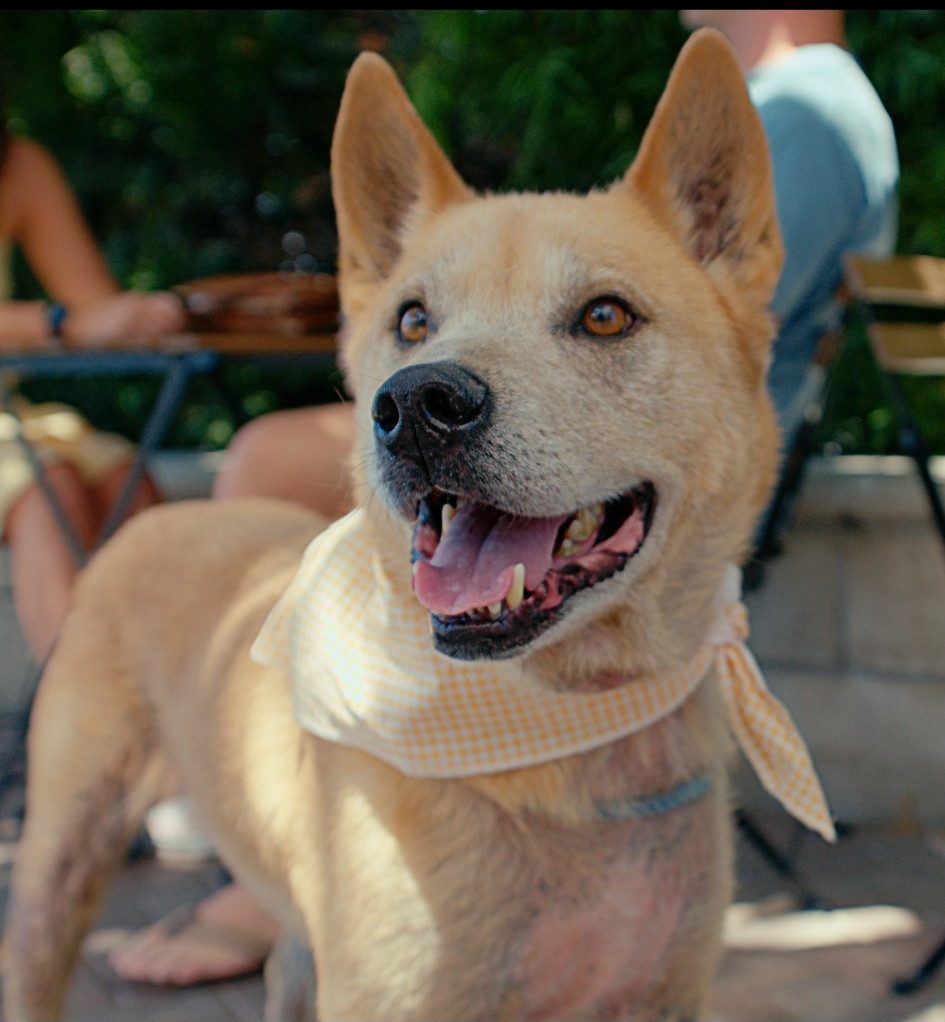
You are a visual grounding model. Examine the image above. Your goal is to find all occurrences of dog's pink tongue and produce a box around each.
[413,503,567,616]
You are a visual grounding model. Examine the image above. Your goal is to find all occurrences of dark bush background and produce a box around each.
[2,10,944,452]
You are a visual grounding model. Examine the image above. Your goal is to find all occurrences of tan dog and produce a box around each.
[3,28,782,1022]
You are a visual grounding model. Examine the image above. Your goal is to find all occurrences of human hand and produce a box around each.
[62,291,187,347]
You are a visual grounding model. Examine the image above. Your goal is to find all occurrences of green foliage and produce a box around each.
[398,11,687,192]
[848,10,945,259]
[840,11,945,454]
[3,10,945,453]
[1,10,389,287]
[2,10,384,445]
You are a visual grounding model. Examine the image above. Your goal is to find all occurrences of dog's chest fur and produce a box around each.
[510,798,718,1020]
[489,717,724,1021]
[323,709,727,1020]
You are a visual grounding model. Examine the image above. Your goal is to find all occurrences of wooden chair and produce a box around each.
[753,252,945,584]
[844,253,945,562]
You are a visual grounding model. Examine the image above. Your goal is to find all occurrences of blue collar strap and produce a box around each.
[593,772,713,823]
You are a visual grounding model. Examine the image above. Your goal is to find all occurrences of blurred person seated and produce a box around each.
[0,119,186,663]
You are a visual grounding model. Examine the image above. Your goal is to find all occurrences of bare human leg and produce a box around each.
[5,459,162,664]
[213,402,358,519]
[6,463,98,664]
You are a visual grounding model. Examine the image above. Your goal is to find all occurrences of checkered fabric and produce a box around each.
[709,597,836,841]
[252,508,835,841]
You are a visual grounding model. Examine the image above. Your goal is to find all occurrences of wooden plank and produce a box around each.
[845,253,945,310]
[1,329,339,359]
[868,321,945,375]
[190,330,338,357]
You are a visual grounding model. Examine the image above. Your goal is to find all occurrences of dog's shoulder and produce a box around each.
[74,497,325,615]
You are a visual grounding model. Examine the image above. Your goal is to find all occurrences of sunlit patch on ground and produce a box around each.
[725,897,923,951]
[899,1006,945,1022]
[84,928,135,956]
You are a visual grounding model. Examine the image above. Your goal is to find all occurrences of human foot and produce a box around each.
[108,883,280,986]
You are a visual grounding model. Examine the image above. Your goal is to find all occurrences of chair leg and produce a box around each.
[734,810,822,909]
[892,932,945,996]
[879,373,945,561]
[744,403,822,595]
[759,417,819,556]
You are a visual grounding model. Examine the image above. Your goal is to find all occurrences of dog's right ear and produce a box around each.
[331,53,472,293]
[622,29,783,312]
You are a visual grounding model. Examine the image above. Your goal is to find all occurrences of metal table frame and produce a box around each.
[0,348,218,567]
[0,332,339,566]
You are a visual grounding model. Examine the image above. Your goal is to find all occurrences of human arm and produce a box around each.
[0,138,185,348]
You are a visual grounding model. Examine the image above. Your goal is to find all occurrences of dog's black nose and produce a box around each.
[372,362,490,458]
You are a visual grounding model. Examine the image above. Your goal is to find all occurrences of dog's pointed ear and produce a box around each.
[622,29,782,304]
[331,53,472,290]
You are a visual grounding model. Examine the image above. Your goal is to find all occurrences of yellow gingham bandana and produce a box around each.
[252,508,835,841]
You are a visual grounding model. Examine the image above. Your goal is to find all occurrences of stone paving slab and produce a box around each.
[712,814,945,1022]
[735,664,945,826]
[745,523,845,670]
[744,513,945,680]
[845,523,945,678]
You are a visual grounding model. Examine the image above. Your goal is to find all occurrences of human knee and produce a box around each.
[214,406,355,502]
[212,416,279,499]
[95,461,162,518]
[5,462,92,542]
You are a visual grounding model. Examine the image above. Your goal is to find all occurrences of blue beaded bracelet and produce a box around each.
[46,302,69,341]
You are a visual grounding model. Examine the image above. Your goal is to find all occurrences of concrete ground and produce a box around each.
[741,454,945,827]
[1,453,945,1020]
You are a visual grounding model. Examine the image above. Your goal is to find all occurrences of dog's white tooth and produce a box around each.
[557,537,577,558]
[488,603,502,618]
[566,510,596,542]
[507,563,525,610]
[441,503,455,536]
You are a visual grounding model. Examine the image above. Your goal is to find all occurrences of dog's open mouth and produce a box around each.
[410,482,656,657]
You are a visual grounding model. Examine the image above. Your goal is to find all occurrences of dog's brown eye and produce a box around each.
[398,302,429,345]
[581,297,633,338]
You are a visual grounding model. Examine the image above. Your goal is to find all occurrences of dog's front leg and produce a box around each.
[264,934,317,1022]
[3,634,171,1022]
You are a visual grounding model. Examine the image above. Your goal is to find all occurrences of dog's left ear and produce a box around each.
[331,53,472,294]
[623,29,783,307]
